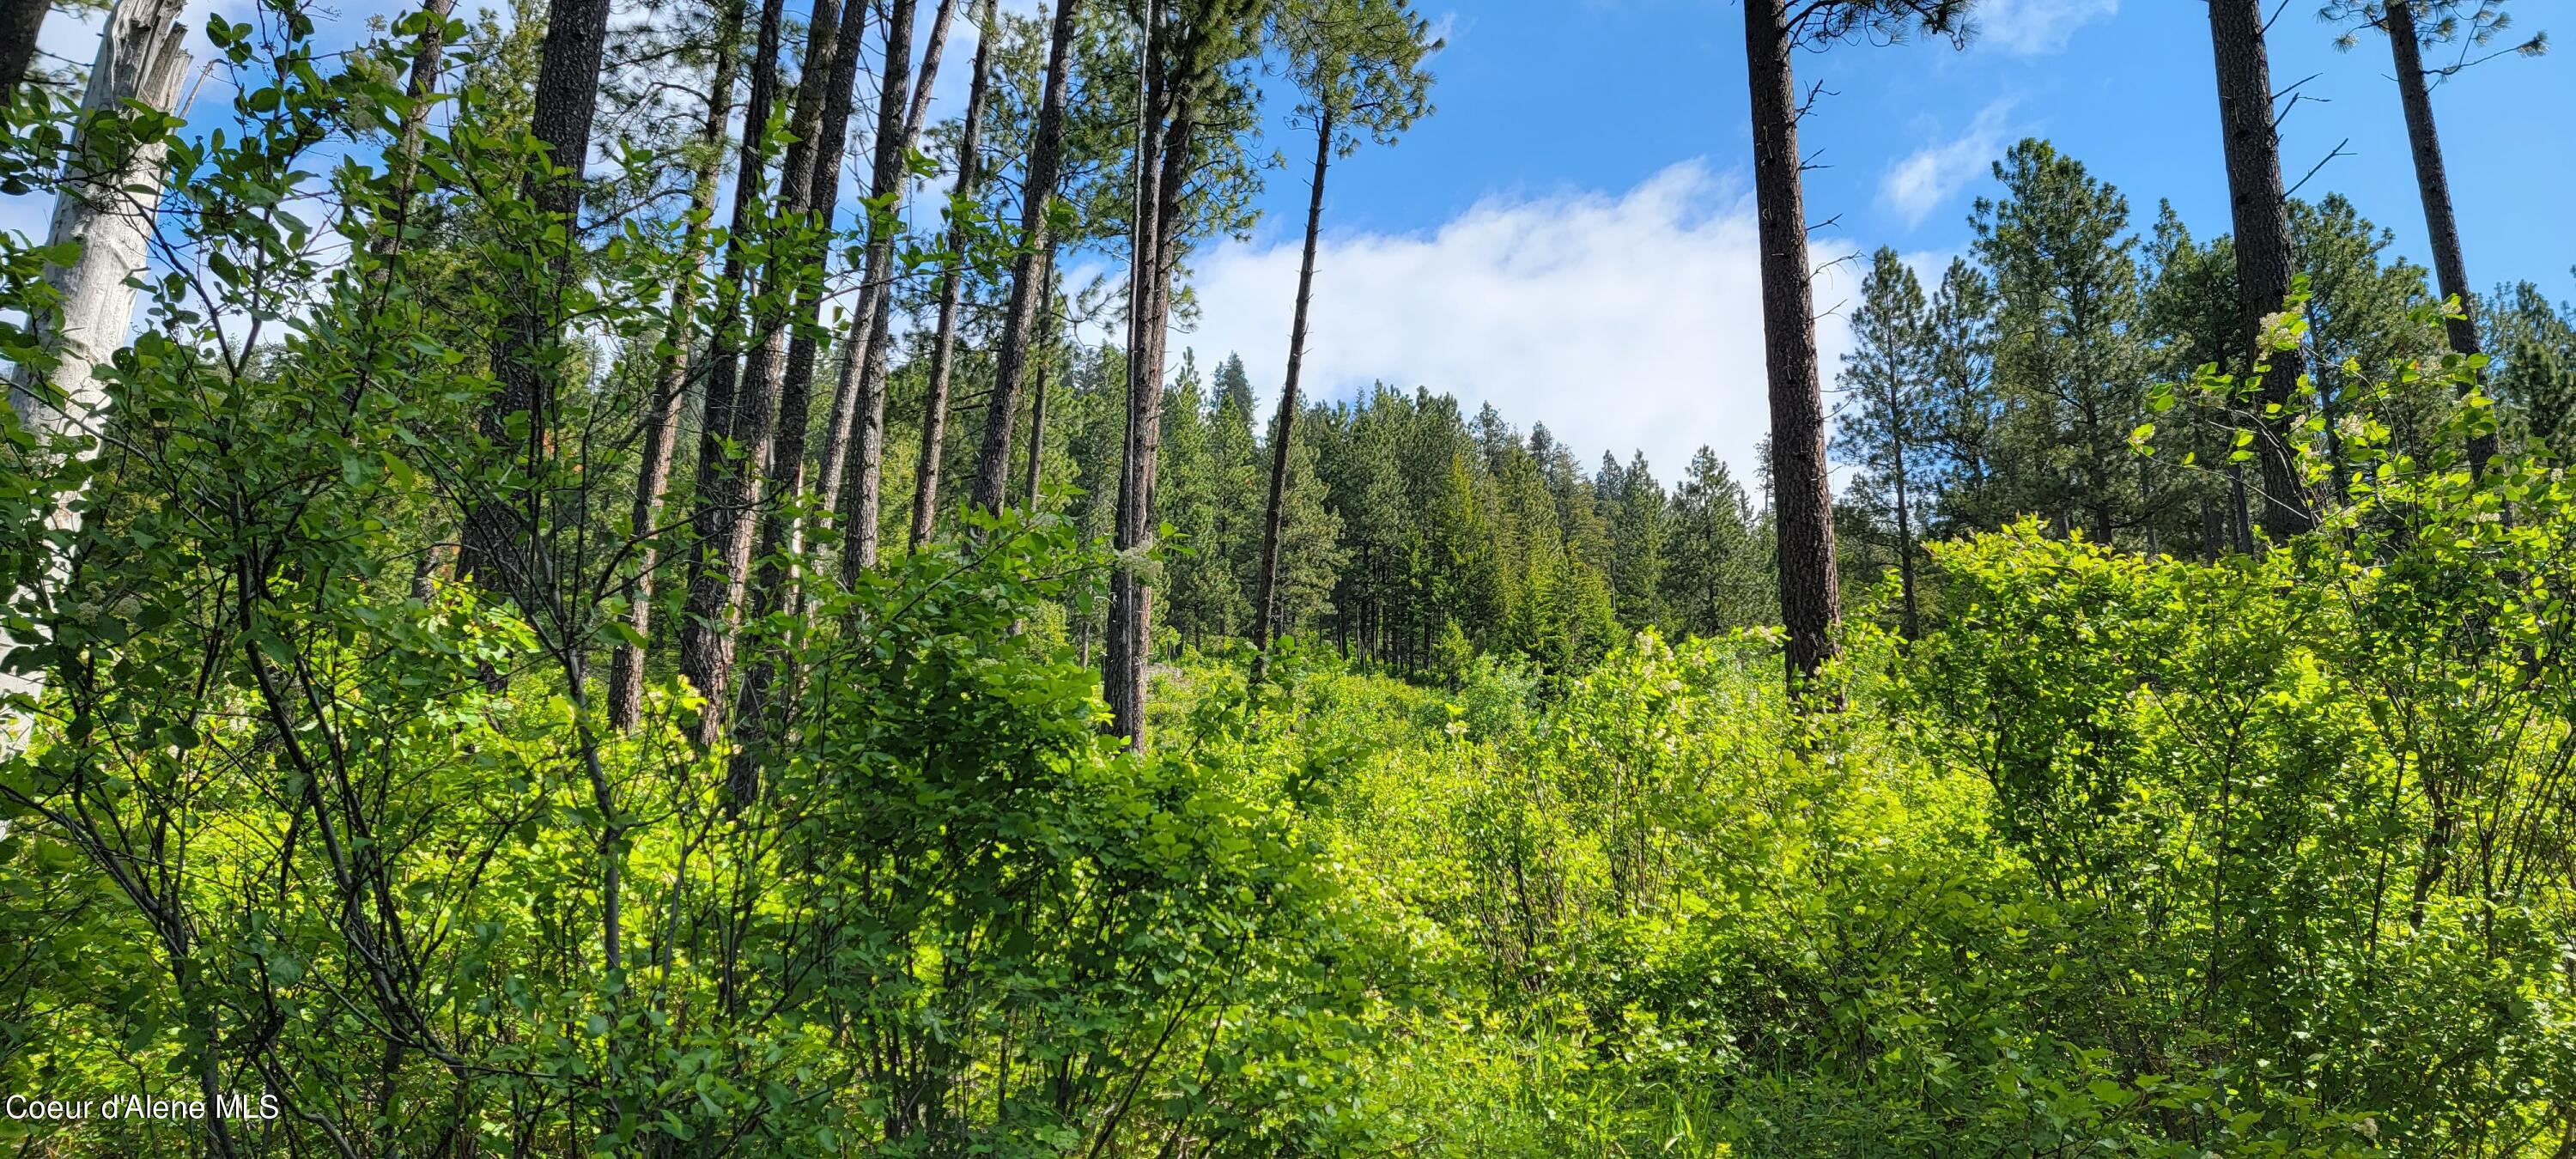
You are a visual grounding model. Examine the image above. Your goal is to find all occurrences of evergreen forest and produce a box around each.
[2,0,2574,1153]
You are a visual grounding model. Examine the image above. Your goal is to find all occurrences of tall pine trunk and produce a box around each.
[674,0,787,743]
[762,0,873,556]
[715,0,860,782]
[818,0,957,566]
[1741,0,1840,688]
[608,0,743,731]
[1,0,188,754]
[2207,0,2313,537]
[1107,0,1167,748]
[1252,104,1333,680]
[458,0,622,598]
[909,0,996,549]
[968,0,1084,512]
[2383,0,2497,475]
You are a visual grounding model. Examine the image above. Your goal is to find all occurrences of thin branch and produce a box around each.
[2286,137,2354,199]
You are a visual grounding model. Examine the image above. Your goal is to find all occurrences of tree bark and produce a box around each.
[760,0,873,561]
[674,0,787,743]
[2206,0,2313,537]
[968,0,1084,513]
[690,0,848,762]
[0,0,49,101]
[0,0,188,755]
[1251,105,1332,680]
[1023,337,1050,510]
[816,0,958,548]
[1741,0,1840,689]
[696,0,876,759]
[2382,0,2496,474]
[1107,0,1167,749]
[838,0,970,571]
[457,0,623,599]
[909,0,997,550]
[1019,255,1058,512]
[608,0,743,731]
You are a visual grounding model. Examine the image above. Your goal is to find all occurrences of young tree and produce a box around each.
[2204,0,2313,536]
[1662,447,1771,639]
[1738,0,1964,688]
[2324,0,2544,473]
[1832,247,1932,639]
[1923,258,2001,537]
[1599,451,1668,632]
[1249,0,1433,678]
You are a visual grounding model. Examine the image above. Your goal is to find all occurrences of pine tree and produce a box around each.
[1252,0,1434,676]
[2292,194,2445,485]
[1738,0,1966,688]
[1662,447,1773,638]
[2206,0,2315,535]
[2141,203,2250,556]
[1923,258,2001,537]
[1832,247,1933,638]
[1975,140,2152,548]
[1598,452,1668,632]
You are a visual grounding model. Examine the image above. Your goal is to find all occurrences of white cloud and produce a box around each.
[1878,100,2014,228]
[1971,0,2117,55]
[1157,161,1860,485]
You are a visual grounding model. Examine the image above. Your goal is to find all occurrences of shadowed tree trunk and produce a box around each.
[457,0,623,599]
[1741,0,1840,688]
[1251,103,1332,682]
[2206,0,2313,537]
[0,0,50,100]
[911,0,997,549]
[818,0,960,563]
[673,0,786,743]
[1,0,189,755]
[608,0,743,731]
[2381,0,2498,475]
[969,0,1084,512]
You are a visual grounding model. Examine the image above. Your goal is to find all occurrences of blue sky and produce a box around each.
[1247,0,2571,279]
[1176,0,2574,482]
[17,0,2571,482]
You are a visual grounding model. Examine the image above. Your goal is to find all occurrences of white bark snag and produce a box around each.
[2,0,190,753]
